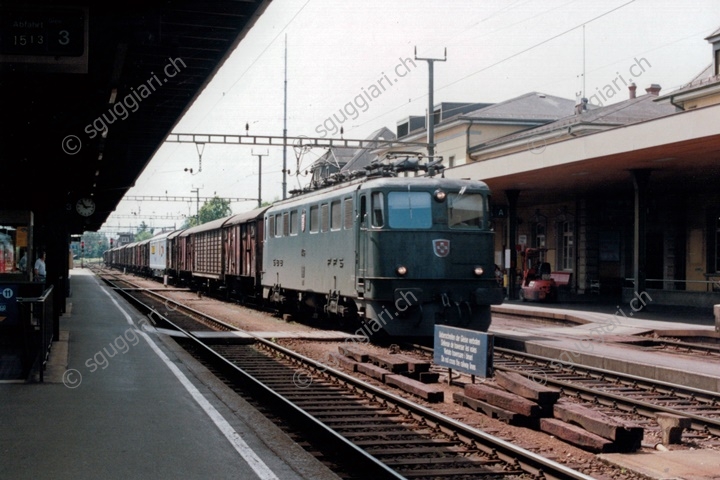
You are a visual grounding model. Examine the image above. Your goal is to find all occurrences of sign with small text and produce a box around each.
[0,285,19,326]
[0,6,88,73]
[434,325,493,377]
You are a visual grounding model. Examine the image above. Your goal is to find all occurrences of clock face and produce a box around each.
[76,197,96,217]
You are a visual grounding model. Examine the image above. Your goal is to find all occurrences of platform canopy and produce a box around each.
[1,0,270,233]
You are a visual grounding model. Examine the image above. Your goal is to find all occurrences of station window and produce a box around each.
[447,193,484,229]
[531,210,548,252]
[0,225,19,274]
[371,192,384,228]
[559,220,574,270]
[309,206,319,233]
[716,215,720,272]
[344,198,354,229]
[321,203,329,232]
[330,200,341,231]
[708,208,720,273]
[290,210,299,236]
[388,191,432,229]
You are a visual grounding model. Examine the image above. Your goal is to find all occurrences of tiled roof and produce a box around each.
[461,92,577,122]
[473,93,676,150]
[657,64,719,98]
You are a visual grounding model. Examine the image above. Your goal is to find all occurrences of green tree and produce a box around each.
[259,197,279,208]
[135,222,154,242]
[183,197,232,228]
[80,231,110,258]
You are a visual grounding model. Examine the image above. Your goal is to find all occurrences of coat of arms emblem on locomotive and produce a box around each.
[432,239,450,257]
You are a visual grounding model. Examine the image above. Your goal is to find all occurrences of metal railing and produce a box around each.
[17,285,54,382]
[623,277,720,292]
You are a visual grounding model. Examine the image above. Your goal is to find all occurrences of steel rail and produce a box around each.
[494,347,720,436]
[100,273,592,479]
[101,275,405,480]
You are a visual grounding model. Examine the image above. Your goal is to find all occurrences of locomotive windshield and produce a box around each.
[448,193,485,229]
[388,191,432,228]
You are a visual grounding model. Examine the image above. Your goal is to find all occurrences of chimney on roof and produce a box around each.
[645,83,661,96]
[628,82,637,99]
[574,97,588,114]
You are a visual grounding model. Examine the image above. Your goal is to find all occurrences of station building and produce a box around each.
[380,28,720,310]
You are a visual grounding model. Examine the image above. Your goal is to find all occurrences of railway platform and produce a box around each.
[0,269,341,480]
[490,299,720,479]
[490,297,720,392]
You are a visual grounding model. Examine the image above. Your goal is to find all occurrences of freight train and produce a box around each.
[104,155,504,337]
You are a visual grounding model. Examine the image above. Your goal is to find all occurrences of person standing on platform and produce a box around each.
[34,251,46,284]
[17,248,27,273]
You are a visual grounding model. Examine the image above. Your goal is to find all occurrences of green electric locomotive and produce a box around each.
[262,156,503,338]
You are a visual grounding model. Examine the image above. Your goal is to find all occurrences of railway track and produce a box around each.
[99,271,593,480]
[639,336,720,359]
[492,347,720,437]
[100,271,236,332]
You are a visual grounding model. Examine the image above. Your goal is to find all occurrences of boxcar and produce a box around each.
[223,207,268,302]
[149,231,172,279]
[135,238,151,275]
[166,228,185,282]
[178,217,227,289]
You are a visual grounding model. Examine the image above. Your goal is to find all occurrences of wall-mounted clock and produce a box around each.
[75,197,96,217]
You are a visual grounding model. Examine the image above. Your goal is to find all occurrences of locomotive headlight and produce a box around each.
[434,189,447,202]
[396,265,408,276]
[473,266,484,276]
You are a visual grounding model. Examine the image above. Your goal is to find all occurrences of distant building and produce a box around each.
[116,233,134,247]
[442,26,720,308]
[377,94,577,167]
[469,85,676,162]
[304,127,396,189]
[655,26,720,110]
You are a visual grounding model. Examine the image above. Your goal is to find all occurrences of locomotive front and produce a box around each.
[357,177,503,337]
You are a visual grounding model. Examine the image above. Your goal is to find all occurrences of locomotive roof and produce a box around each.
[268,175,491,210]
[358,176,490,191]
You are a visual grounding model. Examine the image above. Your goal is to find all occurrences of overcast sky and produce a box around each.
[103,0,720,233]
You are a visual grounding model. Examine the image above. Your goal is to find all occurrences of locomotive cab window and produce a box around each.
[371,192,384,228]
[388,191,432,229]
[448,193,485,229]
[360,196,368,229]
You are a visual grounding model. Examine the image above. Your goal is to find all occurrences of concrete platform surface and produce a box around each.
[599,450,720,480]
[0,269,340,480]
[490,300,720,392]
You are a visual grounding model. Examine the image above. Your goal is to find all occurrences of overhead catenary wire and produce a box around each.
[354,0,637,130]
